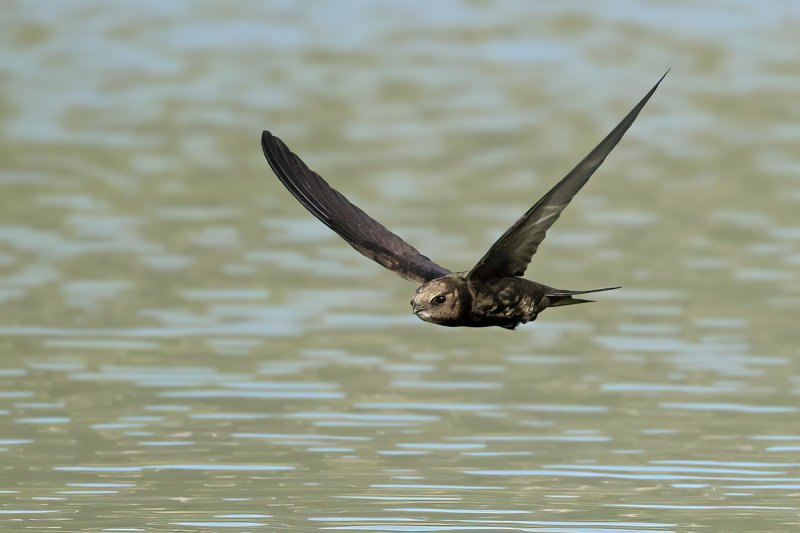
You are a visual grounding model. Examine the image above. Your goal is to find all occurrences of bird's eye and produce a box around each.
[432,294,447,305]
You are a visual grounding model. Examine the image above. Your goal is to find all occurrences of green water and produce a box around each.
[2,1,800,531]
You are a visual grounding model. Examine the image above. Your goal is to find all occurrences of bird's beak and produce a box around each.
[411,301,422,314]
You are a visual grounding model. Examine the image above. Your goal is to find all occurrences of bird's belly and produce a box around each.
[467,278,547,328]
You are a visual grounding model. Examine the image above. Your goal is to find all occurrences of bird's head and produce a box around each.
[411,275,468,326]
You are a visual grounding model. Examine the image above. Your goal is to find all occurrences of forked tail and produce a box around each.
[545,286,620,307]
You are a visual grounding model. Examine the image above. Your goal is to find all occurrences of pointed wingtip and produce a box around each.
[641,70,668,102]
[261,130,282,161]
[653,69,669,90]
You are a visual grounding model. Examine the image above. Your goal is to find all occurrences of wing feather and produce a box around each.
[468,72,666,281]
[262,131,452,284]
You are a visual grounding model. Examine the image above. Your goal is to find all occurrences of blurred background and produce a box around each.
[2,0,800,531]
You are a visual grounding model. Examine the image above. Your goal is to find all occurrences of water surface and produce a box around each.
[2,1,800,531]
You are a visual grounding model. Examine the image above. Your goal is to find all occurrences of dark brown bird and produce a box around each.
[261,74,664,329]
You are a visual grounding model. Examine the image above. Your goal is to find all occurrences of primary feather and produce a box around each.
[467,72,667,281]
[262,132,452,284]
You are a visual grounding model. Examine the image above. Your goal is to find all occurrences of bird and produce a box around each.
[261,73,665,329]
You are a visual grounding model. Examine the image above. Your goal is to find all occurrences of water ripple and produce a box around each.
[54,464,294,472]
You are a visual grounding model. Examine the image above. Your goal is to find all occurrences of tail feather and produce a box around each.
[545,286,620,308]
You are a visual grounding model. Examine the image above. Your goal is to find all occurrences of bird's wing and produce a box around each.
[262,131,452,284]
[467,72,666,282]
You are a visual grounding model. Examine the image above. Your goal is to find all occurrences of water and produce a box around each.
[2,1,800,531]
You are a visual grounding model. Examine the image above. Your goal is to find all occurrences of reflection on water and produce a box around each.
[3,0,800,531]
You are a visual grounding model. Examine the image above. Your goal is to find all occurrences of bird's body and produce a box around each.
[261,73,665,329]
[412,273,607,329]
